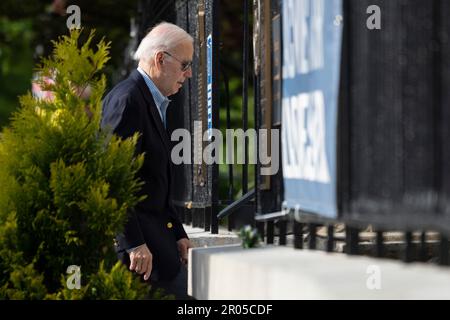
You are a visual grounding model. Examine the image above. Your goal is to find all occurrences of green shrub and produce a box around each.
[239,225,261,249]
[0,30,147,299]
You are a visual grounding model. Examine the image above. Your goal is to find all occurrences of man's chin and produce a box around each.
[169,88,180,97]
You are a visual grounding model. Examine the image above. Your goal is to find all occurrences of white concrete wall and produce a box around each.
[188,245,450,299]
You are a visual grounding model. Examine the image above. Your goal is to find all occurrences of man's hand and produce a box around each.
[129,244,152,281]
[177,238,192,265]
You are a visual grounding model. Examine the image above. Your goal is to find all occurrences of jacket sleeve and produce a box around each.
[103,95,146,250]
[173,220,188,241]
[169,203,188,241]
[116,208,146,251]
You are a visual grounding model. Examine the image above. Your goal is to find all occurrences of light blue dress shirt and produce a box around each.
[137,67,170,128]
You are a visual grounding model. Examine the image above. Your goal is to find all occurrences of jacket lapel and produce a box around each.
[130,70,171,156]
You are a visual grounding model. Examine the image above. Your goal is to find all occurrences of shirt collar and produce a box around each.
[136,67,170,122]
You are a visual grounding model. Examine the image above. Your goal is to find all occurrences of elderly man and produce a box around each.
[101,22,193,299]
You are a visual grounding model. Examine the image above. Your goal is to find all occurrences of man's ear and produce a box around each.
[154,52,164,69]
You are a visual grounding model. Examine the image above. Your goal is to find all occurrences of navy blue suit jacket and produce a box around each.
[101,70,187,281]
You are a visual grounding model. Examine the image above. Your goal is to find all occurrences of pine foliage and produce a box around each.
[0,30,148,299]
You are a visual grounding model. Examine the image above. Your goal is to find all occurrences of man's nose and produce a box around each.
[184,67,192,78]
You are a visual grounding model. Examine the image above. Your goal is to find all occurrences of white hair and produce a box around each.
[133,22,193,63]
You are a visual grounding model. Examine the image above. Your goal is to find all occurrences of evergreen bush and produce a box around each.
[0,30,148,299]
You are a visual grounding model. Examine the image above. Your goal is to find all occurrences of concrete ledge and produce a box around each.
[185,225,241,248]
[188,245,450,299]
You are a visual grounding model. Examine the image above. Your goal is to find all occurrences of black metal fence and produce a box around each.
[338,0,450,264]
[173,0,256,233]
[339,0,450,233]
[254,0,450,265]
[132,0,450,266]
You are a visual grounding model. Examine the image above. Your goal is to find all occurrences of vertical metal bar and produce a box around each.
[345,227,351,254]
[256,221,265,242]
[197,208,202,228]
[185,207,192,226]
[432,0,443,244]
[278,220,287,246]
[227,214,235,232]
[327,225,334,252]
[404,231,413,263]
[192,208,199,228]
[294,222,304,249]
[259,0,272,191]
[197,208,205,228]
[439,234,449,266]
[191,208,196,227]
[267,221,274,244]
[242,0,249,195]
[196,209,201,228]
[210,0,220,235]
[199,207,205,229]
[223,69,234,201]
[308,223,317,250]
[376,231,384,258]
[180,206,185,224]
[196,0,208,213]
[211,212,218,234]
[419,231,427,262]
[346,226,359,255]
[204,207,211,232]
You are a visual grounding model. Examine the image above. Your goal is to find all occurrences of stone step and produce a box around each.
[185,225,241,248]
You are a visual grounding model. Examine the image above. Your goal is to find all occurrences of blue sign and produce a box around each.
[207,34,213,141]
[281,0,343,218]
